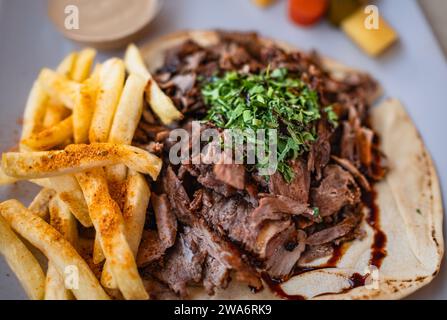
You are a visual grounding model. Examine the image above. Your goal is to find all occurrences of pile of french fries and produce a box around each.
[0,45,182,300]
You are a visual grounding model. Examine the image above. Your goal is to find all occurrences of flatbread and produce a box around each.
[140,31,444,300]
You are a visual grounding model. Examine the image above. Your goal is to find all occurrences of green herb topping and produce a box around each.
[201,68,337,182]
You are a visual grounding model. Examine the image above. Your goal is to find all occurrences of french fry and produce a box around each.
[106,73,146,182]
[109,73,147,146]
[76,168,148,300]
[45,263,71,300]
[28,188,56,219]
[29,178,54,189]
[92,236,105,265]
[49,196,78,246]
[100,73,146,264]
[49,175,92,228]
[2,143,162,180]
[21,115,73,151]
[73,64,101,144]
[20,80,48,146]
[124,44,183,125]
[0,167,18,185]
[43,101,70,128]
[89,58,125,143]
[45,196,78,300]
[71,48,96,83]
[101,170,150,289]
[39,68,80,109]
[57,52,78,78]
[146,80,184,125]
[0,199,109,300]
[0,214,46,300]
[124,44,151,80]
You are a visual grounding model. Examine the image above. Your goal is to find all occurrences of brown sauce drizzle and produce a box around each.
[363,189,387,268]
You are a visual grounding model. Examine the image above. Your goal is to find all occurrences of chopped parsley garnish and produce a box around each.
[201,68,337,182]
[312,207,320,218]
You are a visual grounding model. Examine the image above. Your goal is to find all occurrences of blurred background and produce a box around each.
[0,0,446,299]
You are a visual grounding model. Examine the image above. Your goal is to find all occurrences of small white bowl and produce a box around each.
[48,0,164,49]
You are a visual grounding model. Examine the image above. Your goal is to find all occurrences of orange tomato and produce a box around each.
[288,0,328,26]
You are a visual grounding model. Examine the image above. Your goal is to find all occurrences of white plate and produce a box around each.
[0,0,445,299]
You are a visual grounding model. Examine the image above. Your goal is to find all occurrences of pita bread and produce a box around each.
[140,31,444,300]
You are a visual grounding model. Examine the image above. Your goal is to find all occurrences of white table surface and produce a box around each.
[0,0,445,300]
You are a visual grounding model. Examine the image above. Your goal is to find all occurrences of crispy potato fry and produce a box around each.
[106,73,146,182]
[0,167,18,185]
[29,178,53,189]
[71,48,96,83]
[89,58,125,143]
[45,196,78,300]
[0,214,46,300]
[124,44,182,125]
[21,115,73,151]
[57,52,78,78]
[39,68,80,109]
[43,101,70,128]
[28,188,56,219]
[92,236,105,265]
[145,80,184,125]
[101,170,150,289]
[76,168,148,300]
[49,175,92,228]
[109,74,146,145]
[20,80,48,146]
[45,263,72,300]
[2,143,162,180]
[49,196,78,246]
[105,165,128,184]
[124,44,151,80]
[0,200,109,300]
[73,64,101,144]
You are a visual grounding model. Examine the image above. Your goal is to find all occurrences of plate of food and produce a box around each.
[0,29,443,300]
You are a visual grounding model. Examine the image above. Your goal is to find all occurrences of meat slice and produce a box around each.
[298,243,334,264]
[340,121,357,165]
[201,191,306,278]
[331,156,371,191]
[357,127,374,167]
[311,165,361,217]
[308,121,332,179]
[158,169,263,294]
[152,231,206,297]
[143,275,179,300]
[264,228,306,278]
[269,160,310,203]
[137,230,169,267]
[201,191,256,251]
[163,166,193,224]
[251,194,315,228]
[160,73,196,93]
[306,216,359,246]
[213,163,245,190]
[189,220,262,290]
[152,193,177,248]
[203,255,231,295]
[197,170,237,197]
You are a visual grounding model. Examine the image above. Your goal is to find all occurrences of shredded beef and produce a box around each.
[152,193,177,248]
[306,216,358,246]
[268,160,310,203]
[311,165,361,217]
[137,230,169,267]
[134,31,386,298]
[151,230,206,297]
